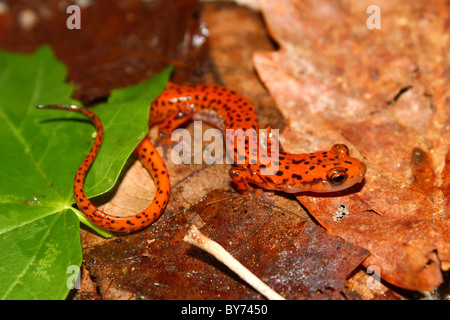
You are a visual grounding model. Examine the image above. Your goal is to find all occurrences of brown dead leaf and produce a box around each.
[0,0,206,103]
[254,0,450,291]
[84,189,368,300]
[196,194,369,300]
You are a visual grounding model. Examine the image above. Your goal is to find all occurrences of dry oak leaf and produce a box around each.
[254,0,449,292]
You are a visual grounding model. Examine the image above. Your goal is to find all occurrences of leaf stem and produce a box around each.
[69,207,115,238]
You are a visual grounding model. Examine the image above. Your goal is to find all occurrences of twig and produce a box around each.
[183,224,286,300]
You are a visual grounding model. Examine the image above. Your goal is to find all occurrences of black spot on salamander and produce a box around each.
[275,171,284,176]
[292,173,302,180]
[265,176,275,184]
[292,159,305,164]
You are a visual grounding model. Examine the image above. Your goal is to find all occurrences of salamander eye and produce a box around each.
[327,168,347,185]
[332,144,349,156]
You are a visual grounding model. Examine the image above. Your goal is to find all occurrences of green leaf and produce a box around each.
[82,65,172,198]
[0,46,171,299]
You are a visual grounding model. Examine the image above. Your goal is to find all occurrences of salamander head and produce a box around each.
[262,144,366,193]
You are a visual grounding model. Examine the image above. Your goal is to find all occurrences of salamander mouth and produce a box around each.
[272,172,366,194]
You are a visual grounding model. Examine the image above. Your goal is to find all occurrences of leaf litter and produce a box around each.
[253,0,449,291]
[81,2,374,300]
[1,0,448,299]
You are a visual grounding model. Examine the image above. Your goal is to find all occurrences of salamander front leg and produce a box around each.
[229,166,254,194]
[229,166,275,200]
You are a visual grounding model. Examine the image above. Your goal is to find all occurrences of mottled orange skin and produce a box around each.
[39,83,366,232]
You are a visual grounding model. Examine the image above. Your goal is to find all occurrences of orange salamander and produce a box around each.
[39,82,366,232]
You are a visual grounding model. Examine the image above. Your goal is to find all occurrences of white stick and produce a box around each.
[183,224,286,300]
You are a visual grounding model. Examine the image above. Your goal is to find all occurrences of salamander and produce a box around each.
[39,82,366,232]
[153,82,366,194]
[37,104,170,232]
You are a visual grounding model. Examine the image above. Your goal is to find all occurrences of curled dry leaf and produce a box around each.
[254,0,450,291]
